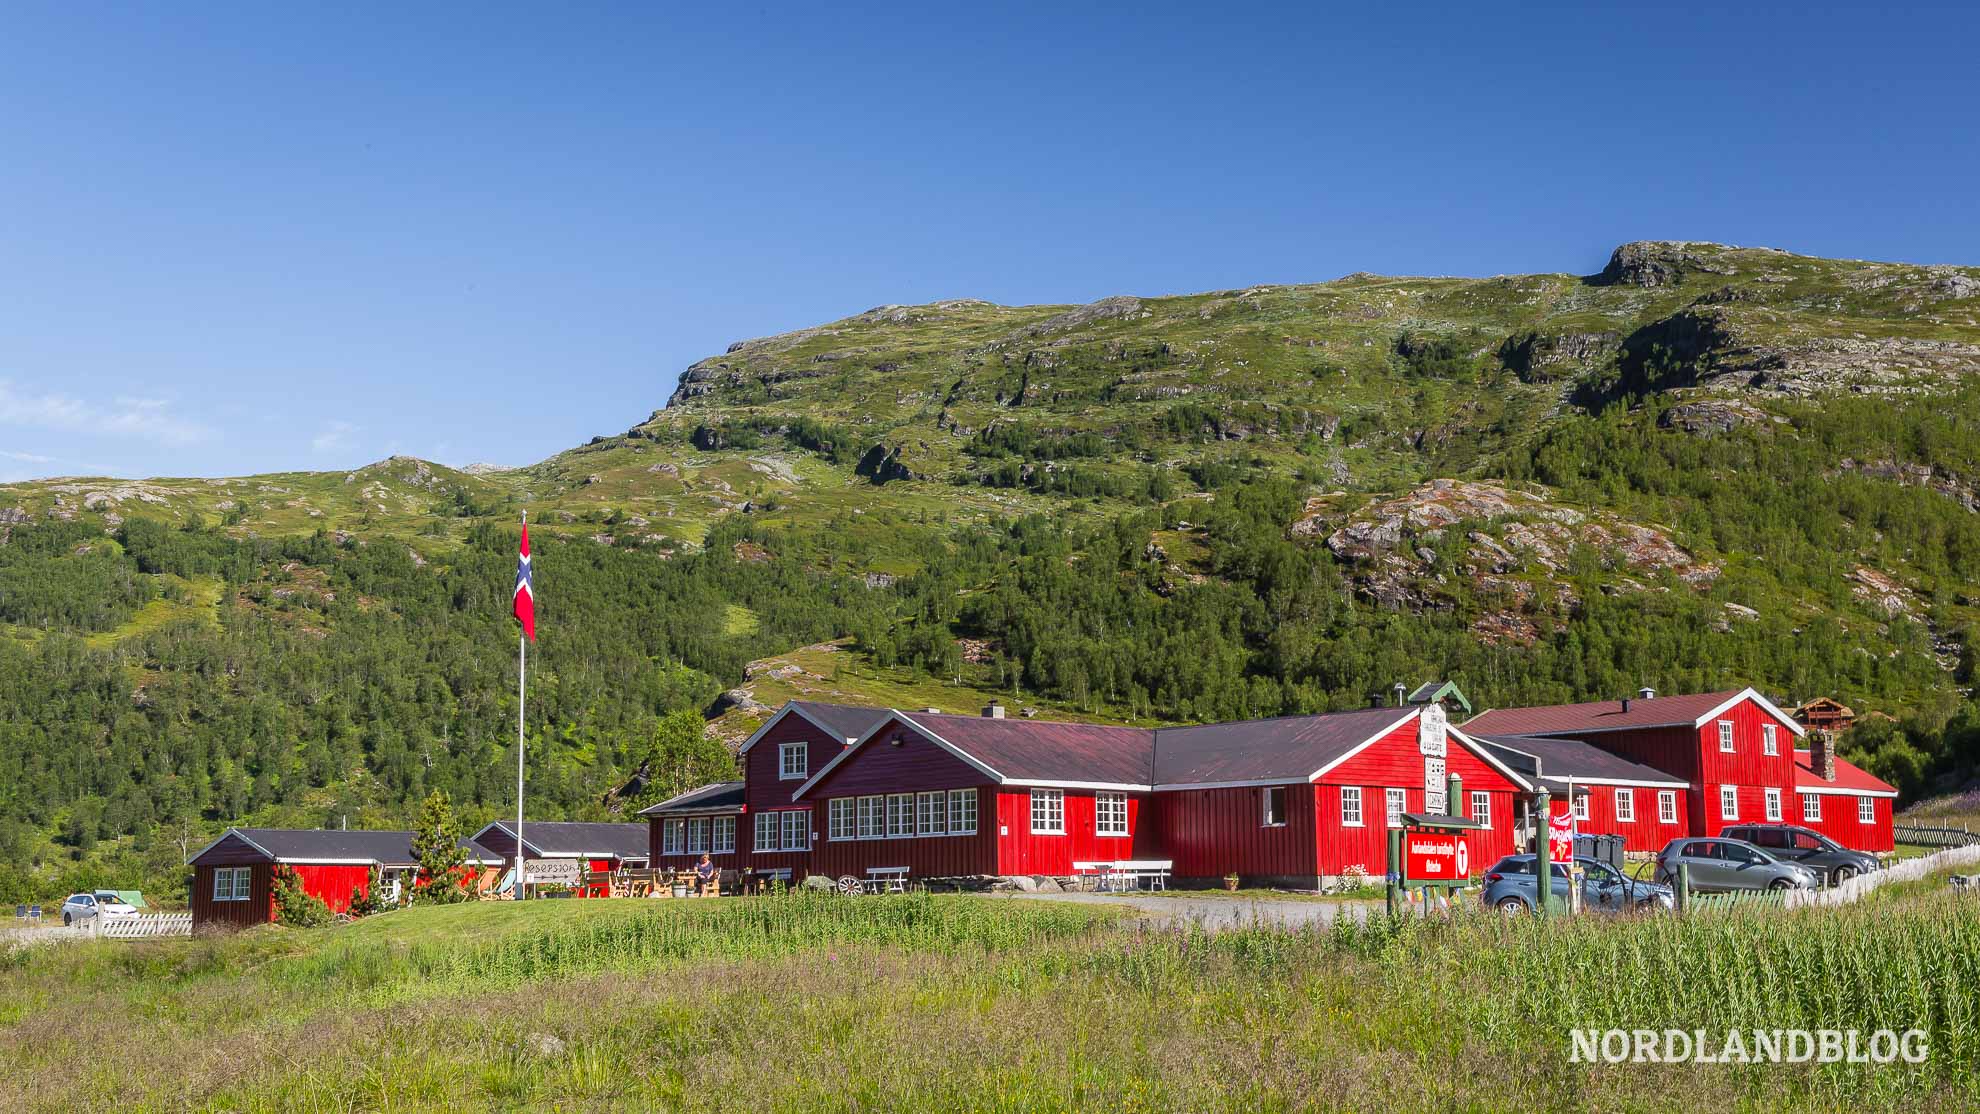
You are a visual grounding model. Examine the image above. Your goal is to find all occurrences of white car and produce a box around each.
[59,892,138,927]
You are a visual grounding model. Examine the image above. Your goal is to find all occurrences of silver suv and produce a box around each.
[1654,837,1818,893]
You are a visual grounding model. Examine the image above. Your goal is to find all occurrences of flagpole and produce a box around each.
[517,511,527,901]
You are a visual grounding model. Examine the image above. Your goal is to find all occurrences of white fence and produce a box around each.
[1785,845,1980,910]
[98,913,193,939]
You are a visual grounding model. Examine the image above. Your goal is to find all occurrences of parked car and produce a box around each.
[59,892,137,927]
[1722,824,1879,885]
[1654,837,1819,892]
[1481,854,1674,914]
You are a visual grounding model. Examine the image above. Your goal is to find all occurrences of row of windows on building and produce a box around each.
[1334,786,1494,828]
[659,816,738,856]
[1718,720,1782,755]
[1711,785,1874,824]
[828,789,983,841]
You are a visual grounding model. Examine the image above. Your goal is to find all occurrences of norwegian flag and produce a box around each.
[514,522,535,642]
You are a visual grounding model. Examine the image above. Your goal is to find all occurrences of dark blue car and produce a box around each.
[1480,854,1674,914]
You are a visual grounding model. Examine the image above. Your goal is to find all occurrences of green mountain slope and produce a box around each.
[5,240,1980,900]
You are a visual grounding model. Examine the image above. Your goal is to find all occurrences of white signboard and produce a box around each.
[524,858,581,885]
[1417,704,1448,758]
[1424,755,1447,814]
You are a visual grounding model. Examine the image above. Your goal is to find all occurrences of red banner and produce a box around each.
[1548,803,1575,863]
[1403,829,1469,882]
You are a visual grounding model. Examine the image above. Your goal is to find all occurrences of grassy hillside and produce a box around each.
[2,890,1974,1111]
[4,240,1980,901]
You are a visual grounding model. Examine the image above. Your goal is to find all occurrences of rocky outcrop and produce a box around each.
[1008,296,1142,340]
[855,443,918,485]
[1658,398,1774,436]
[1592,241,1739,288]
[1498,330,1620,382]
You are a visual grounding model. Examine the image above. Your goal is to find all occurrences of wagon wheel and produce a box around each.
[837,875,863,896]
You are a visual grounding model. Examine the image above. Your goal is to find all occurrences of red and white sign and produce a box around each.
[1548,804,1575,862]
[1403,829,1469,882]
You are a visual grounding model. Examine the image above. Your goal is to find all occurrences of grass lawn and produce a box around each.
[4,889,1976,1112]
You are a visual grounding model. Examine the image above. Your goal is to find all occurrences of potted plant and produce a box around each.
[1223,872,1240,892]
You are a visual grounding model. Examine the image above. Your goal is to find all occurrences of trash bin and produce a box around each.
[1573,833,1625,871]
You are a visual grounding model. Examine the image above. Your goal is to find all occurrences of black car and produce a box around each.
[1721,823,1879,885]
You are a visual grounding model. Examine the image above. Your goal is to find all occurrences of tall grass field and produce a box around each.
[1,890,1973,1112]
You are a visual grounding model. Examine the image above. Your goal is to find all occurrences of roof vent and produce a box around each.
[1638,687,1656,700]
[921,708,942,714]
[983,703,1005,719]
[1392,681,1408,706]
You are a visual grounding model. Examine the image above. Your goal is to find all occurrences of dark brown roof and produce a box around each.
[1469,735,1687,787]
[190,828,502,867]
[792,701,894,742]
[1151,706,1417,785]
[474,821,650,860]
[638,781,745,815]
[901,713,1155,785]
[1463,690,1750,737]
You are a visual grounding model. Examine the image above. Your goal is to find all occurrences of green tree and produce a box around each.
[271,865,332,927]
[409,790,472,904]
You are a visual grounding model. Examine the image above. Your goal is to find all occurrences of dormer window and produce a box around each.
[779,741,807,780]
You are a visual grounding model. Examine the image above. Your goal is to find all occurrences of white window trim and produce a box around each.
[1764,787,1782,822]
[1858,797,1875,824]
[1762,724,1779,756]
[1614,788,1634,824]
[1385,787,1406,829]
[687,817,709,855]
[916,791,947,837]
[1261,786,1287,828]
[212,865,251,902]
[778,741,807,781]
[948,789,978,835]
[886,793,913,838]
[828,798,855,841]
[1658,790,1677,825]
[1572,794,1591,822]
[662,819,683,856]
[712,816,735,854]
[1340,786,1363,827]
[1095,791,1129,837]
[1720,785,1739,820]
[1029,788,1065,835]
[1470,791,1490,828]
[1803,795,1822,823]
[1718,720,1735,753]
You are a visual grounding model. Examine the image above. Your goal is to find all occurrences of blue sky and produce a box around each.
[2,3,1976,481]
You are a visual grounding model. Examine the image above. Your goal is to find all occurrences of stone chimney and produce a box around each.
[983,703,1005,719]
[1811,730,1838,782]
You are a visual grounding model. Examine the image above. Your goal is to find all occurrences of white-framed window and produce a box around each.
[828,798,855,841]
[886,793,913,838]
[1030,788,1065,835]
[1658,790,1677,824]
[1718,721,1735,752]
[712,816,735,854]
[916,791,946,836]
[1720,785,1739,820]
[1470,791,1490,827]
[662,819,684,856]
[1572,793,1591,822]
[1096,791,1129,837]
[1762,724,1779,756]
[1614,789,1635,823]
[1262,785,1287,827]
[856,795,883,839]
[1858,797,1875,824]
[779,741,807,780]
[779,809,808,851]
[948,789,977,835]
[1341,786,1363,827]
[1385,788,1407,828]
[1803,795,1822,823]
[212,865,252,902]
[687,817,710,854]
[1764,787,1782,822]
[753,810,776,851]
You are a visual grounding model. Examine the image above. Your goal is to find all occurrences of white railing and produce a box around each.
[98,913,193,938]
[1785,845,1980,910]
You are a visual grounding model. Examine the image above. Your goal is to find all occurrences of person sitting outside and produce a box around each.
[694,854,718,896]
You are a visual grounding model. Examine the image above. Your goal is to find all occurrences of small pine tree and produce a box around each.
[347,864,389,917]
[271,865,332,927]
[409,790,473,904]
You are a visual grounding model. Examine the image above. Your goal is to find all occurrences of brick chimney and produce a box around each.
[1810,730,1838,782]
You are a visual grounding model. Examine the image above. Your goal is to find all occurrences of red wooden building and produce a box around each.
[641,780,745,873]
[187,827,502,929]
[1792,744,1898,851]
[470,821,651,896]
[1468,733,1693,853]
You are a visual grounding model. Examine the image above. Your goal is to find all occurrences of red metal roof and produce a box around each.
[1463,690,1755,736]
[1468,734,1688,787]
[1152,706,1417,785]
[901,713,1155,785]
[1792,751,1898,796]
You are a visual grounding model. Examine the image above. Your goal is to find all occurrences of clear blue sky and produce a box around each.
[2,3,1976,481]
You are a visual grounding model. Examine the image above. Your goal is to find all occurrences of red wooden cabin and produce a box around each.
[641,780,745,872]
[1468,734,1693,853]
[1792,746,1897,852]
[1460,688,1876,846]
[187,827,501,929]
